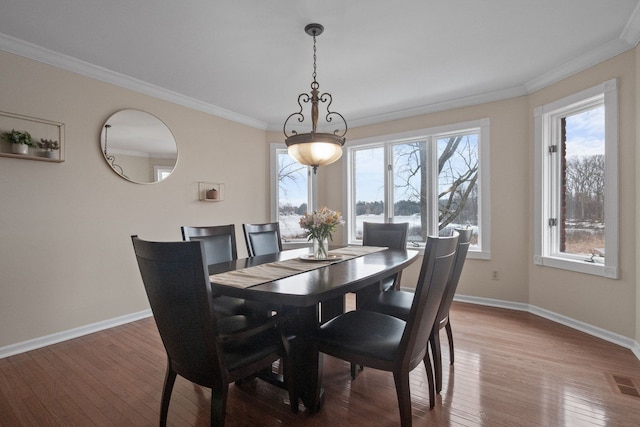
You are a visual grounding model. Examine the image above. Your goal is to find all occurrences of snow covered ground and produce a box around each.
[279,213,472,242]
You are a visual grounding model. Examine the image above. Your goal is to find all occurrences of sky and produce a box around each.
[565,106,605,157]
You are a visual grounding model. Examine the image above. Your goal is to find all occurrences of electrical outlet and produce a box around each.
[491,270,499,280]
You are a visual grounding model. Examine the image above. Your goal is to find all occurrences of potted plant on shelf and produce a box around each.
[37,138,60,159]
[1,129,33,155]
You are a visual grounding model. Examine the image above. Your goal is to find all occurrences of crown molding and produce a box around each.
[351,86,527,129]
[621,0,640,46]
[4,8,640,134]
[0,32,269,130]
[525,38,635,94]
[526,7,640,93]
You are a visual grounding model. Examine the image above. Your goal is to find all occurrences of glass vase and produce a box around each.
[313,237,329,259]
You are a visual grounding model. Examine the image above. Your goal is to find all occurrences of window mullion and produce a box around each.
[426,136,439,236]
[385,145,392,223]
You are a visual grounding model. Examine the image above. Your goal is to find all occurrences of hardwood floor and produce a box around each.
[2,297,640,426]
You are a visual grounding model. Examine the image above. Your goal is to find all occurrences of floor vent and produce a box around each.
[606,373,640,399]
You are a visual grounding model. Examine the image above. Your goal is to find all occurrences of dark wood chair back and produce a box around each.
[181,224,246,318]
[362,222,409,290]
[131,236,297,426]
[181,225,237,265]
[436,228,472,327]
[132,236,222,381]
[430,228,472,394]
[362,221,409,248]
[314,234,458,426]
[242,222,283,257]
[400,233,458,369]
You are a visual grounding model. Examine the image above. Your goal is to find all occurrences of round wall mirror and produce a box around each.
[100,109,178,184]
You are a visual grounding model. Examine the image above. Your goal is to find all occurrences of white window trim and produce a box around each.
[269,143,317,234]
[533,79,618,279]
[343,119,491,260]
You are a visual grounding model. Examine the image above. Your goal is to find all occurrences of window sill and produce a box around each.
[533,255,618,279]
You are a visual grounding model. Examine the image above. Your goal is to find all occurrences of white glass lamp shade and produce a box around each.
[288,142,343,167]
[286,131,345,169]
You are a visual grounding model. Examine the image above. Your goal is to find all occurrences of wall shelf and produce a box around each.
[198,182,224,202]
[0,111,65,163]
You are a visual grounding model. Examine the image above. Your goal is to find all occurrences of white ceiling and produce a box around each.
[1,0,640,132]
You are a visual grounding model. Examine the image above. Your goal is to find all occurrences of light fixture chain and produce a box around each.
[312,34,317,84]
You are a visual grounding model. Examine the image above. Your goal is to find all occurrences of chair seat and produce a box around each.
[317,310,406,362]
[212,295,246,318]
[374,290,413,320]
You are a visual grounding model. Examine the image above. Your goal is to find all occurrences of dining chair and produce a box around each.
[313,234,458,426]
[131,236,298,427]
[242,222,283,257]
[349,221,409,378]
[362,222,409,291]
[371,228,473,394]
[181,225,246,318]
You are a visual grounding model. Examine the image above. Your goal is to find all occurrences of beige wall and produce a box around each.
[318,52,637,339]
[0,50,270,348]
[1,45,637,350]
[527,51,636,338]
[318,97,531,306]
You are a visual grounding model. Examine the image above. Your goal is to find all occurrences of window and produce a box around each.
[270,145,316,242]
[154,165,173,181]
[534,79,618,278]
[345,119,490,259]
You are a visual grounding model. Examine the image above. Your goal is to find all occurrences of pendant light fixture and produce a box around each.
[283,23,347,173]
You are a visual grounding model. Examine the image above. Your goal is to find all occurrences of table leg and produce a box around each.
[355,279,383,310]
[285,304,325,413]
[320,296,344,323]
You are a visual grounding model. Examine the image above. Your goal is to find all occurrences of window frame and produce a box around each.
[270,143,317,243]
[533,79,618,278]
[343,119,491,259]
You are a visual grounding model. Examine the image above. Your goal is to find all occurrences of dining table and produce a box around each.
[208,245,419,413]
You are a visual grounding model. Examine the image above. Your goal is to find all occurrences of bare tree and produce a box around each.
[565,154,604,220]
[393,135,478,240]
[278,155,307,207]
[438,136,478,230]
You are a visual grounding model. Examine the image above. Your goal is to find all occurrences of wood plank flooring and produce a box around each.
[2,297,640,426]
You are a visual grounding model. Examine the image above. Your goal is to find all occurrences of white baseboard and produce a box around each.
[2,295,639,362]
[0,309,152,359]
[454,294,640,361]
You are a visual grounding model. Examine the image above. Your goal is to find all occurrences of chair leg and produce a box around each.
[160,363,177,427]
[422,348,436,409]
[393,371,413,427]
[445,320,454,365]
[210,385,228,427]
[430,330,443,394]
[350,362,364,379]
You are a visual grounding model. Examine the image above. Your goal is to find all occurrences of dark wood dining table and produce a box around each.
[208,246,419,413]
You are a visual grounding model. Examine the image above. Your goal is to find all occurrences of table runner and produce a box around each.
[209,246,386,289]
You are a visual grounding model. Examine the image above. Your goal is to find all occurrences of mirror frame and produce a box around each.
[100,109,178,184]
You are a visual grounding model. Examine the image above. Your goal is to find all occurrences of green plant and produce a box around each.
[299,207,344,241]
[2,129,33,146]
[37,138,60,151]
